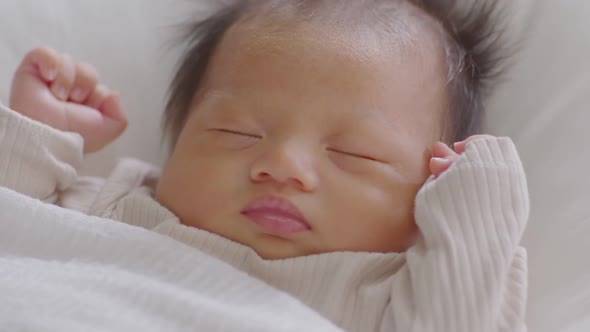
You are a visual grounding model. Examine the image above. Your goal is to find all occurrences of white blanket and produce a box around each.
[0,187,342,332]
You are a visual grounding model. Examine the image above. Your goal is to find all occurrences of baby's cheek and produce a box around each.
[156,157,219,226]
[325,175,413,252]
[174,167,235,228]
[370,184,421,249]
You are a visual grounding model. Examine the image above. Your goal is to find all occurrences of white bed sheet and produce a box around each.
[0,187,341,332]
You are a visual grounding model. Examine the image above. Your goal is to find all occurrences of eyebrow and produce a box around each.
[196,90,268,131]
[198,90,236,115]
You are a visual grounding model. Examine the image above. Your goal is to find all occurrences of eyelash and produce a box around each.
[211,130,378,162]
[328,149,379,162]
[212,129,262,139]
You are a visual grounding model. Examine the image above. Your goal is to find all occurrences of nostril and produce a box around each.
[253,171,272,181]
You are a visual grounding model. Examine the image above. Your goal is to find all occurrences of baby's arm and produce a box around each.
[383,137,529,332]
[0,48,127,203]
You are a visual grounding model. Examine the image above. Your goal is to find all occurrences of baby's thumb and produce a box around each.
[80,94,128,153]
[100,92,128,125]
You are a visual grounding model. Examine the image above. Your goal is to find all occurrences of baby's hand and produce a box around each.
[429,135,494,178]
[9,47,128,153]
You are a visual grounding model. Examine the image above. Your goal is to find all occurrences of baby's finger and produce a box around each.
[432,141,460,160]
[430,141,461,178]
[69,63,99,103]
[430,157,453,178]
[99,93,128,125]
[453,134,495,154]
[21,47,60,82]
[49,53,76,101]
[85,83,112,110]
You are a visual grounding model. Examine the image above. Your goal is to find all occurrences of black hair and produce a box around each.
[164,0,509,146]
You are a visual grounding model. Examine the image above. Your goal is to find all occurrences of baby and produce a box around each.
[1,0,529,331]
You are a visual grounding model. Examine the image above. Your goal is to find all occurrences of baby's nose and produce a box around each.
[249,146,318,192]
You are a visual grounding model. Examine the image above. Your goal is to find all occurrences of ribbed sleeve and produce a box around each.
[386,137,529,332]
[0,103,83,203]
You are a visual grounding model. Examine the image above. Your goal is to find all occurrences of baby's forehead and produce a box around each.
[217,10,445,77]
[233,4,439,53]
[192,5,449,144]
[198,26,448,136]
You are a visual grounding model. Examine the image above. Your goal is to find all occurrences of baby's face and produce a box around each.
[156,18,447,259]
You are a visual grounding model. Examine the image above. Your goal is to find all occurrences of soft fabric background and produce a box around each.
[0,1,589,331]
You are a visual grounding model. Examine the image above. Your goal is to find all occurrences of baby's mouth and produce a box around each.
[241,195,311,235]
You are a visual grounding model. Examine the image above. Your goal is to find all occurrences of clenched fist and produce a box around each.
[9,47,128,153]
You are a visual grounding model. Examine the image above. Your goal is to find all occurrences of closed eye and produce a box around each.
[210,129,262,139]
[328,148,380,162]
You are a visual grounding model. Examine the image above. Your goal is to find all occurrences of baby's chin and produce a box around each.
[178,217,318,260]
[242,234,320,260]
